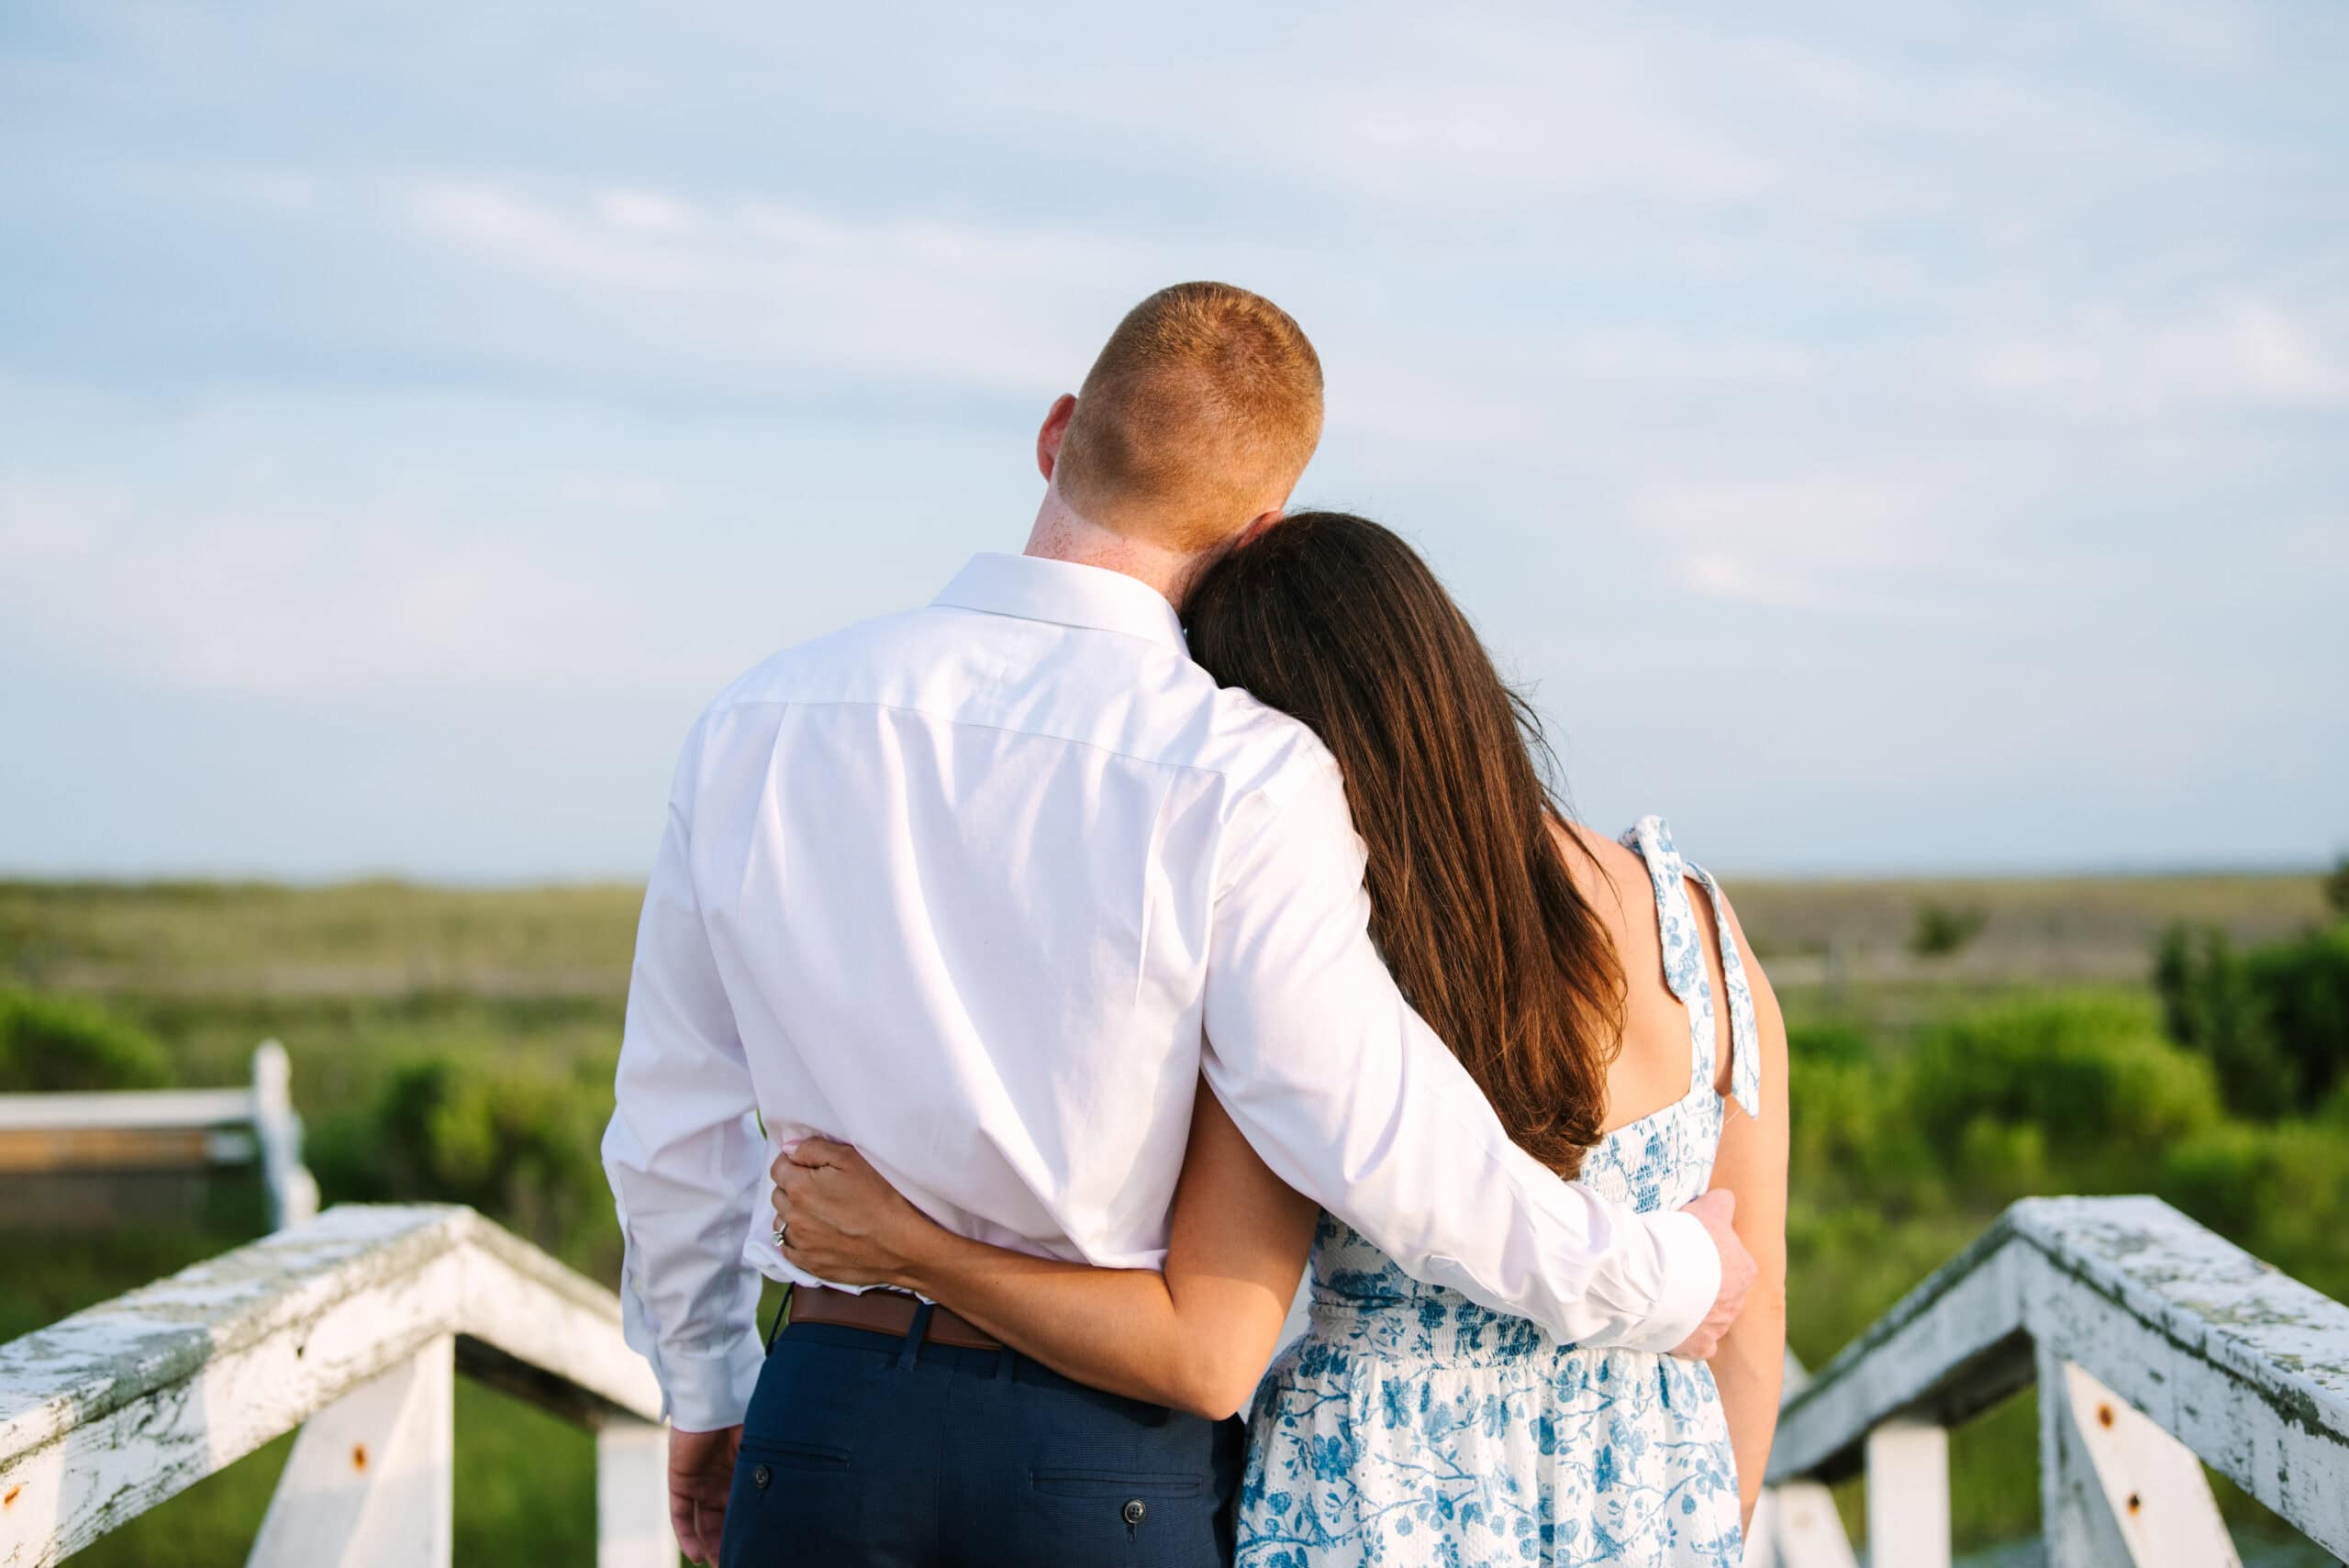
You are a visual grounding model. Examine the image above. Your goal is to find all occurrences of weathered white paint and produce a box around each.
[2038,1348,2238,1568]
[248,1333,455,1568]
[1767,1233,2027,1485]
[1864,1419,1949,1568]
[596,1420,674,1568]
[1769,1196,2349,1560]
[0,1204,663,1568]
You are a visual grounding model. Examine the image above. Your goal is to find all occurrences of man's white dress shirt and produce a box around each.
[601,553,1720,1431]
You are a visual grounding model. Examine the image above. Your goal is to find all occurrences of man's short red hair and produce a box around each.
[1055,283,1324,550]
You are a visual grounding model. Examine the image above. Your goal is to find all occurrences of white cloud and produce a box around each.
[1974,296,2348,417]
[4,504,612,701]
[0,433,708,705]
[1630,478,1946,611]
[384,175,1227,397]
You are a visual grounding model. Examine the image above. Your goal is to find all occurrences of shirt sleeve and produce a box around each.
[1199,762,1720,1353]
[600,720,768,1431]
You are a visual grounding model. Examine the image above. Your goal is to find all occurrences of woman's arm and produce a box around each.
[773,1081,1319,1419]
[1707,895,1791,1537]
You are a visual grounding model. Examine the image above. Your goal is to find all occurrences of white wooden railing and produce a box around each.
[1750,1195,2349,1567]
[0,1040,318,1231]
[0,1205,671,1568]
[7,1194,2343,1567]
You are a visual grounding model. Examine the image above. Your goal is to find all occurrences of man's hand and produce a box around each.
[668,1423,740,1564]
[1670,1189,1756,1360]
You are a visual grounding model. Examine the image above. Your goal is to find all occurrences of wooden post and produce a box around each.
[1747,1350,1861,1568]
[1864,1419,1949,1568]
[2037,1345,2240,1568]
[248,1333,454,1568]
[251,1040,319,1230]
[1743,1478,1861,1568]
[596,1419,674,1568]
[1742,1491,1780,1568]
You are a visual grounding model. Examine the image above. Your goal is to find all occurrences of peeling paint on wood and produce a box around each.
[0,1204,661,1568]
[1768,1195,2349,1559]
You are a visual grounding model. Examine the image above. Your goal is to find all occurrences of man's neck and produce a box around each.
[1023,492,1214,610]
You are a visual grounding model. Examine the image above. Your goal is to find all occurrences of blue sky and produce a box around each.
[3,1,2343,880]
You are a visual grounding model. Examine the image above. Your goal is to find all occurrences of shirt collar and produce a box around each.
[932,553,1188,652]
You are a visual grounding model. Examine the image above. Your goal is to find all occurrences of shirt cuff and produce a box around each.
[1620,1209,1721,1355]
[662,1333,767,1433]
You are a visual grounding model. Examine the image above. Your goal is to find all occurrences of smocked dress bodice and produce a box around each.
[1238,817,1761,1567]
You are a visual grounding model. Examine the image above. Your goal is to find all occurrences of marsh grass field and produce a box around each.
[3,867,2342,1563]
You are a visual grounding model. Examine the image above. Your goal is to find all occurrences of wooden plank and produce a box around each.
[0,1089,254,1132]
[246,1335,455,1568]
[595,1420,673,1568]
[1756,1481,1859,1568]
[0,1126,241,1173]
[455,1214,664,1423]
[0,1172,215,1233]
[2038,1347,2238,1568]
[1864,1419,1949,1568]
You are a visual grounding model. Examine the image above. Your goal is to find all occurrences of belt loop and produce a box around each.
[764,1283,794,1354]
[896,1300,936,1371]
[993,1344,1013,1382]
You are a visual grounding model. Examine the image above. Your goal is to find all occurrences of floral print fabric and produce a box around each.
[1238,817,1758,1566]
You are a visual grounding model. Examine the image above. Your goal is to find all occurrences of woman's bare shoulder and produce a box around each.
[1547,817,1649,916]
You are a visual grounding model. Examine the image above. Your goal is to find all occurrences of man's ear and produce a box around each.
[1036,395,1078,482]
[1232,509,1285,550]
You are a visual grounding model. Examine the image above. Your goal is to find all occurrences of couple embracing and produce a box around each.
[602,282,1787,1567]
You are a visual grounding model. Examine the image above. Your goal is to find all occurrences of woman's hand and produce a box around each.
[770,1139,940,1289]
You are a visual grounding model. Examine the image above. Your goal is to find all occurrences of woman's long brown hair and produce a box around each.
[1186,512,1624,1176]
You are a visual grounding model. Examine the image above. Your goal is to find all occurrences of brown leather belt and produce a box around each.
[788,1284,1004,1351]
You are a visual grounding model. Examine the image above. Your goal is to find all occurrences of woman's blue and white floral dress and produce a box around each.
[1238,817,1763,1568]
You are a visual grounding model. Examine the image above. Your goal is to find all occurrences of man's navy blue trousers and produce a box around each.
[718,1315,1243,1567]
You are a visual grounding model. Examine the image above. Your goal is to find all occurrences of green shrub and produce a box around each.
[1954,1118,2048,1197]
[1787,1020,1874,1066]
[2325,854,2349,918]
[308,1051,617,1273]
[1907,994,2218,1177]
[2156,1120,2269,1240]
[1909,901,1987,958]
[2157,920,2349,1117]
[2245,923,2349,1111]
[0,989,173,1091]
[1787,1049,1945,1217]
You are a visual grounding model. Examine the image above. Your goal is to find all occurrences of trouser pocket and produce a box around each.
[721,1335,885,1567]
[721,1439,862,1567]
[1029,1468,1212,1556]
